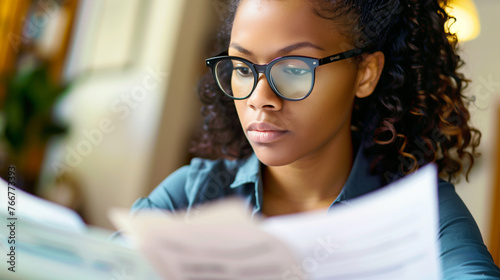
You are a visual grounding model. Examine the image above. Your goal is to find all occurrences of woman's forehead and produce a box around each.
[231,0,353,56]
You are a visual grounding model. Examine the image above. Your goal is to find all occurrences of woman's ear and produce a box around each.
[355,51,385,98]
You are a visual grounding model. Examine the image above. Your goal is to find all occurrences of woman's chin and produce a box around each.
[252,148,296,167]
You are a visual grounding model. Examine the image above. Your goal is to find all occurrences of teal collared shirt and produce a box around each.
[132,143,500,279]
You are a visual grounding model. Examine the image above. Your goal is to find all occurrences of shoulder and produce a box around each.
[436,179,500,278]
[436,179,472,222]
[131,154,260,213]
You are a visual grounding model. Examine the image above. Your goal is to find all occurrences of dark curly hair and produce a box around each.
[190,0,481,183]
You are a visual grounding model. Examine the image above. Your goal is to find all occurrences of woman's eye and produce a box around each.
[284,68,310,75]
[235,67,252,77]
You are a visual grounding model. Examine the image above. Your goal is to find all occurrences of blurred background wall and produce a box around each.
[0,0,498,257]
[0,0,221,228]
[454,0,500,257]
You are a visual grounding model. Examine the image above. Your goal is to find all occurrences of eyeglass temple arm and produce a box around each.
[318,48,364,66]
[209,49,363,64]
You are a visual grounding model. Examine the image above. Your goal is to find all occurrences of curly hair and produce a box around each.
[190,0,481,183]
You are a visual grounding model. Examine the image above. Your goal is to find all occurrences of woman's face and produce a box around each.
[230,0,366,166]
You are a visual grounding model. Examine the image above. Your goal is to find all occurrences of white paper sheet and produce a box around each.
[0,178,161,280]
[0,177,85,232]
[260,164,442,280]
[110,199,303,280]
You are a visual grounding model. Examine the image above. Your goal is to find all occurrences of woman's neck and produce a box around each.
[261,133,354,217]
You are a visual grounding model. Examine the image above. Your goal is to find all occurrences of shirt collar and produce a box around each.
[329,137,383,209]
[228,153,262,218]
[229,153,261,189]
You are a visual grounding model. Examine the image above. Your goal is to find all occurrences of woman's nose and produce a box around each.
[246,74,283,111]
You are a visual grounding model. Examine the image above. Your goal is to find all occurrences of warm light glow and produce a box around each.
[445,0,481,42]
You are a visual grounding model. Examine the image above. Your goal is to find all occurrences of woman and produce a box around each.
[132,0,500,277]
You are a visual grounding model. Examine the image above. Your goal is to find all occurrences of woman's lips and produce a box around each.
[247,122,288,144]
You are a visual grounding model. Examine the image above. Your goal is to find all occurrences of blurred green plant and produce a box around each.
[0,61,70,193]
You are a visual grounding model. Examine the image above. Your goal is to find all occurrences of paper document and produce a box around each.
[0,178,161,280]
[111,164,442,280]
[260,164,441,279]
[110,199,303,280]
[0,178,85,232]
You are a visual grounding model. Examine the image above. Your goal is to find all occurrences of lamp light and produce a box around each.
[444,0,481,42]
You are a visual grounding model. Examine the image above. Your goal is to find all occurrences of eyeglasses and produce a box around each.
[205,48,364,101]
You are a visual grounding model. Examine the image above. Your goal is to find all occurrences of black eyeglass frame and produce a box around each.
[205,48,364,101]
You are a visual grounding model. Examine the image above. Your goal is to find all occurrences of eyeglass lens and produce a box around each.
[214,58,314,100]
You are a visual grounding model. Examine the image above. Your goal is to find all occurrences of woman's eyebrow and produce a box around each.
[277,42,324,55]
[229,42,324,56]
[229,43,252,55]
